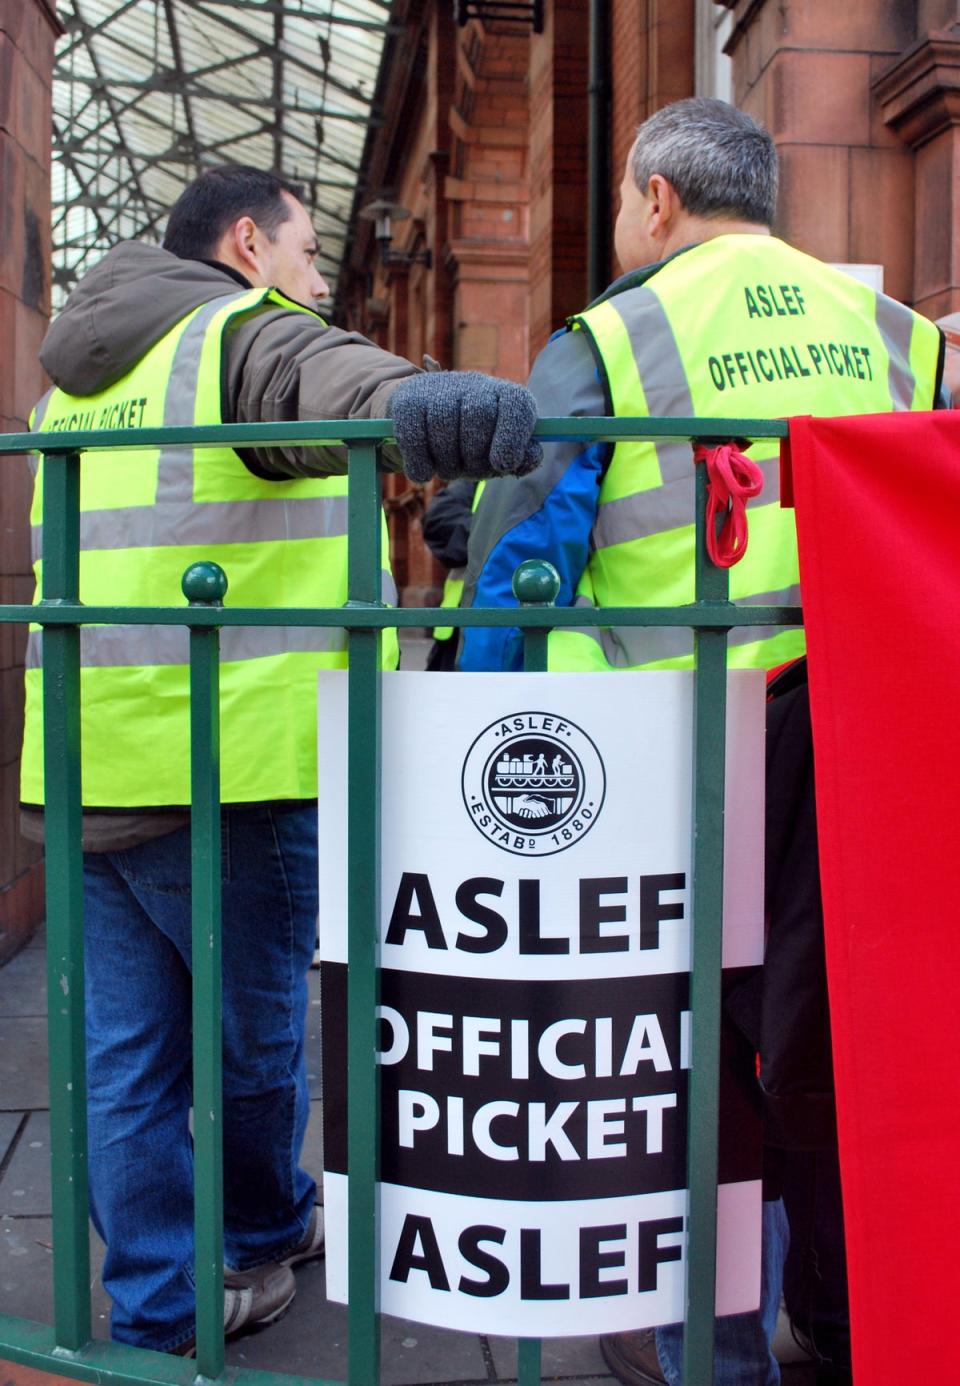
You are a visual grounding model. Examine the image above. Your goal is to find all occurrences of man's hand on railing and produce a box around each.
[386,371,542,483]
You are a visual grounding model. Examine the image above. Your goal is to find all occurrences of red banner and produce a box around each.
[783,412,960,1384]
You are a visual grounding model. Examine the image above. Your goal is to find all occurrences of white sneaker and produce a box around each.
[171,1262,296,1357]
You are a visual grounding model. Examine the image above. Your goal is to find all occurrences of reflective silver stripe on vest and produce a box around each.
[565,583,801,667]
[26,567,397,668]
[27,391,56,565]
[611,289,698,485]
[592,452,779,551]
[31,387,54,437]
[156,294,248,503]
[32,294,350,550]
[63,495,350,551]
[27,624,346,669]
[875,293,918,410]
[380,572,399,607]
[27,392,55,547]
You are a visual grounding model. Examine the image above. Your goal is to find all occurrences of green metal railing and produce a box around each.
[0,416,797,1386]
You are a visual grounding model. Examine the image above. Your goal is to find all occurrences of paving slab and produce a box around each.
[0,948,47,1020]
[0,1113,49,1217]
[490,1332,612,1381]
[0,1115,24,1172]
[225,1259,490,1385]
[0,1020,48,1113]
[0,1216,110,1339]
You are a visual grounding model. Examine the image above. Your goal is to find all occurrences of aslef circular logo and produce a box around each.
[462,711,606,856]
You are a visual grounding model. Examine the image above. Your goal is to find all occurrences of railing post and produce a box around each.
[512,557,559,1386]
[345,441,383,1386]
[40,448,92,1353]
[682,460,732,1386]
[513,559,561,675]
[183,561,228,1379]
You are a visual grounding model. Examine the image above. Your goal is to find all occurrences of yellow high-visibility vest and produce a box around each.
[549,236,943,672]
[21,287,398,808]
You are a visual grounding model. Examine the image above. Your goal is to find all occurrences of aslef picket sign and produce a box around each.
[317,668,766,1338]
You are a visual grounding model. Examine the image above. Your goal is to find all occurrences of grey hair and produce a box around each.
[630,98,778,226]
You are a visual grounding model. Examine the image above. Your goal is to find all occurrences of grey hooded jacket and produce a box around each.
[24,241,421,849]
[38,241,420,474]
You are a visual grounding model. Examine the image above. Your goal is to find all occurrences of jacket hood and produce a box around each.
[40,243,252,396]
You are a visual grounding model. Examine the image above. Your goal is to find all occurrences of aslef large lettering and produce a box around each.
[388,1210,686,1302]
[385,870,686,955]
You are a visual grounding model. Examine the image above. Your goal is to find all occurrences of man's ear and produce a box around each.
[646,173,679,241]
[215,215,264,279]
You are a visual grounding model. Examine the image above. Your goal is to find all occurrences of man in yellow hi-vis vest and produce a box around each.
[461,101,942,676]
[460,99,942,1386]
[21,166,541,1356]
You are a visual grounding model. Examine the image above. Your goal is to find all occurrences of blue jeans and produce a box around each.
[655,1197,789,1385]
[82,805,318,1352]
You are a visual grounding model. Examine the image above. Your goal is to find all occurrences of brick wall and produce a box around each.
[872,10,960,318]
[527,0,589,356]
[610,0,647,212]
[337,0,960,607]
[728,0,918,304]
[0,0,59,963]
[608,0,696,274]
[446,20,531,381]
[344,12,536,607]
[644,0,697,116]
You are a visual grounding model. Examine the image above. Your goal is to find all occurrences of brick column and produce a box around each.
[0,0,60,964]
[527,0,589,357]
[874,27,960,317]
[446,22,532,377]
[727,0,916,303]
[608,0,694,271]
[610,0,648,210]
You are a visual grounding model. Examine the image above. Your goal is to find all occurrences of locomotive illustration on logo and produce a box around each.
[462,711,606,856]
[489,741,579,824]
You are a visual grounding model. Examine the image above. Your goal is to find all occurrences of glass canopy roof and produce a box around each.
[51,0,394,306]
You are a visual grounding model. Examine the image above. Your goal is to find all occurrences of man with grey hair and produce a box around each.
[459,96,939,676]
[458,98,941,1385]
[626,94,777,227]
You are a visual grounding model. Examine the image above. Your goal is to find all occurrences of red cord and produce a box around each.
[692,442,765,568]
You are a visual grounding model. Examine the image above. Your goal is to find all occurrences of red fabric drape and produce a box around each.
[782,411,960,1384]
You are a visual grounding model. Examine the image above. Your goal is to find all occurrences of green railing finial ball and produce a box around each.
[512,558,561,607]
[182,561,228,605]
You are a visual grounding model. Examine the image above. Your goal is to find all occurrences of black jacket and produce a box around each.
[726,659,837,1151]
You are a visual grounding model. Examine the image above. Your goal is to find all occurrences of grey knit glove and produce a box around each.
[386,371,542,483]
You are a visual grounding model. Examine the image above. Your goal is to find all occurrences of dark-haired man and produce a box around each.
[20,165,540,1356]
[459,99,942,1386]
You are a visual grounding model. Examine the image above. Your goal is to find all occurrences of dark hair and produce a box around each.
[630,98,778,227]
[162,165,306,261]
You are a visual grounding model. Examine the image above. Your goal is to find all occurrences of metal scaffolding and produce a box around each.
[51,0,395,306]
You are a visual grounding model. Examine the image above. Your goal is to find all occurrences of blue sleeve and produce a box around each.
[460,327,607,671]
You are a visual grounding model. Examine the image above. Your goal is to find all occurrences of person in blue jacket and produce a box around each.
[455,93,944,1386]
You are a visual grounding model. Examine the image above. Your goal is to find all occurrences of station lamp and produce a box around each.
[358,197,432,270]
